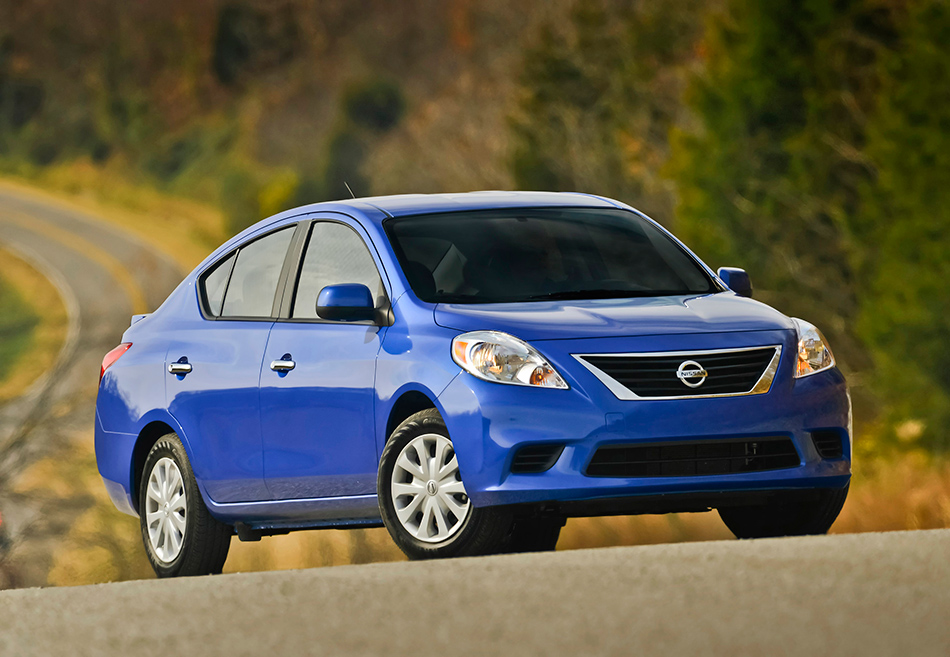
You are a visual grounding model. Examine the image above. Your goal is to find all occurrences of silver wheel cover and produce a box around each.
[145,457,187,563]
[391,433,472,543]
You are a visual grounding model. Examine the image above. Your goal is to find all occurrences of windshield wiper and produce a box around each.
[432,289,697,304]
[430,293,490,303]
[521,289,692,301]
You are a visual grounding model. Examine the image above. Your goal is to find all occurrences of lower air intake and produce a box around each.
[511,444,565,474]
[811,431,844,459]
[586,437,800,477]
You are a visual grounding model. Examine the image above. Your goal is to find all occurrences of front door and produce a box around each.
[260,219,387,499]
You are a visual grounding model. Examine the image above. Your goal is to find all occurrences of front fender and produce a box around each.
[375,294,463,455]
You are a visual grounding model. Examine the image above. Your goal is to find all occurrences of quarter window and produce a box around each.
[292,222,383,319]
[220,227,295,318]
[200,253,235,317]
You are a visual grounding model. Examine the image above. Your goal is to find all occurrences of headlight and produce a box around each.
[451,331,569,389]
[792,318,835,378]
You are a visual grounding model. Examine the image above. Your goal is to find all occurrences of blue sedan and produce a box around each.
[95,191,851,577]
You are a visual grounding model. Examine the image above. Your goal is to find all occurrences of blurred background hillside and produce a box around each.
[1,0,949,585]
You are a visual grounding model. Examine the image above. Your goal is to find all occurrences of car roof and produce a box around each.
[351,191,624,218]
[285,191,629,224]
[211,191,636,272]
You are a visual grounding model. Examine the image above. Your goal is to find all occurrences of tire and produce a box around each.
[718,484,849,539]
[378,409,513,559]
[503,515,564,553]
[139,433,232,577]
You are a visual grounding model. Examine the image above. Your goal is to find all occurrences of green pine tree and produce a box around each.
[510,0,709,226]
[667,0,903,374]
[856,0,950,449]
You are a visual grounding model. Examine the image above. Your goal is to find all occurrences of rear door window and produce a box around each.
[220,227,295,318]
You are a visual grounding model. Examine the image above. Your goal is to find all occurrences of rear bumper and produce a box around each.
[94,409,138,516]
[437,330,852,510]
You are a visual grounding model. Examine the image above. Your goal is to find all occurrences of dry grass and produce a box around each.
[0,162,225,272]
[833,452,950,533]
[0,247,68,403]
[16,433,156,587]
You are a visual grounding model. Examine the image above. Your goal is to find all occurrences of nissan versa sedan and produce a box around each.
[95,191,851,577]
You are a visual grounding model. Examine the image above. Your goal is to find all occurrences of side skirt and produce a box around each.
[205,492,382,534]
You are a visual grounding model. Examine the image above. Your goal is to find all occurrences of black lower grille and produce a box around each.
[511,444,565,474]
[581,347,777,398]
[811,431,844,459]
[586,437,800,477]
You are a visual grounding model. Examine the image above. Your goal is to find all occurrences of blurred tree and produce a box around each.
[322,128,369,202]
[220,76,406,232]
[510,0,710,226]
[291,174,324,208]
[258,168,300,218]
[343,79,407,133]
[214,4,260,86]
[855,0,950,449]
[318,78,407,202]
[145,135,203,183]
[212,2,299,87]
[0,31,47,155]
[220,166,262,236]
[667,0,904,374]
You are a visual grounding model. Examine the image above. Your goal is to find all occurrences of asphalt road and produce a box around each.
[0,528,947,656]
[0,183,182,585]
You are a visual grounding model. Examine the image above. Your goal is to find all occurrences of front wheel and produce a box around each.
[139,433,232,577]
[718,484,849,539]
[378,409,513,559]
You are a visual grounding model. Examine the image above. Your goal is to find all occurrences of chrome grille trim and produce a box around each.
[572,345,783,401]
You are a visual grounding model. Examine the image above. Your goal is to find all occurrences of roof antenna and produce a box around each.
[344,181,356,199]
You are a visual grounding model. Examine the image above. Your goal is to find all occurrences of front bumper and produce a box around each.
[437,329,851,510]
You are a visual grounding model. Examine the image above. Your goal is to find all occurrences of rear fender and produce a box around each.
[130,409,215,511]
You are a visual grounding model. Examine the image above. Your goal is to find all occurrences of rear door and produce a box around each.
[166,225,299,503]
[259,217,388,499]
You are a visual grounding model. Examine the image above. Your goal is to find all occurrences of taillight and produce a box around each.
[100,343,132,383]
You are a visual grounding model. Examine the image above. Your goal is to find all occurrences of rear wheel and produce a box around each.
[718,484,849,539]
[378,409,513,559]
[139,433,232,577]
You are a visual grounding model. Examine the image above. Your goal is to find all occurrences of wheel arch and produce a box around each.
[384,389,440,444]
[130,421,176,511]
[130,412,201,512]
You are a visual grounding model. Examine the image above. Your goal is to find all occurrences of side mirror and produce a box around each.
[717,267,753,298]
[316,284,376,321]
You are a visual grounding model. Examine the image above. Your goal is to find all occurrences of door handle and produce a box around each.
[270,354,295,372]
[168,360,193,375]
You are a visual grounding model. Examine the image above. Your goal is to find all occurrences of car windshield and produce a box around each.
[384,208,718,304]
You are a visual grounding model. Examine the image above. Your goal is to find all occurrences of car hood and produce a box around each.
[433,293,794,341]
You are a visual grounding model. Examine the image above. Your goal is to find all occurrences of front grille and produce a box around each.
[510,444,565,474]
[578,346,779,399]
[586,437,800,477]
[811,430,844,459]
